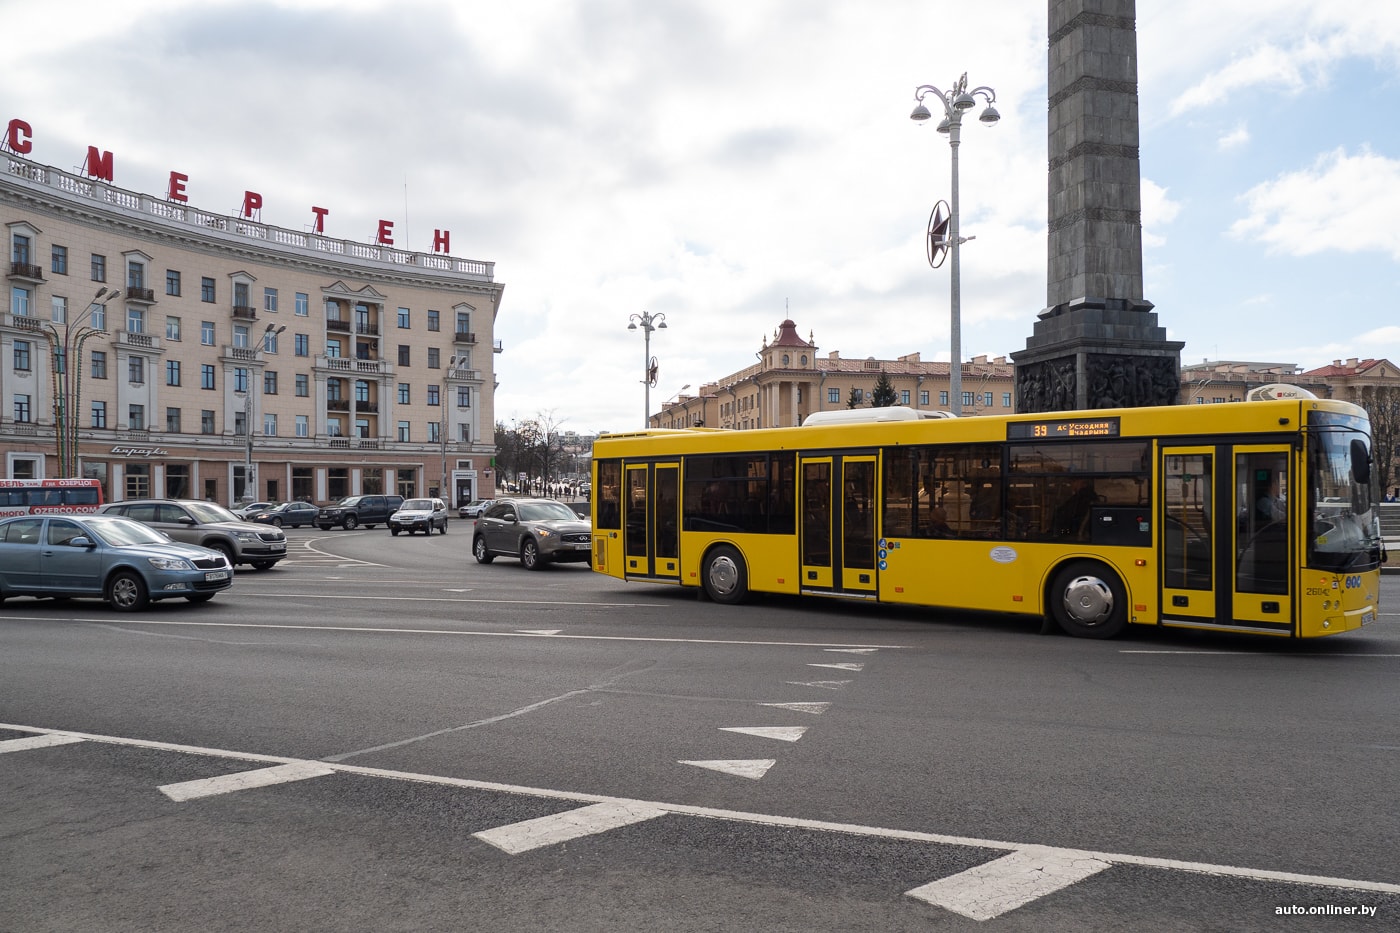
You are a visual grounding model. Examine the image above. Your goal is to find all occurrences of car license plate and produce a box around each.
[270,543,285,551]
[1362,610,1375,625]
[205,570,229,582]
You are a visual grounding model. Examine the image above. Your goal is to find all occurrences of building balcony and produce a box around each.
[355,323,380,336]
[125,286,156,304]
[232,305,258,322]
[453,330,477,345]
[116,330,162,352]
[8,261,44,283]
[1,311,44,334]
[327,398,350,412]
[358,402,379,414]
[317,355,392,376]
[223,345,260,362]
[326,318,351,333]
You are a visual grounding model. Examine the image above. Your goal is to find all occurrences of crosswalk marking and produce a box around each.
[159,762,336,802]
[0,734,85,754]
[474,801,668,855]
[906,846,1113,920]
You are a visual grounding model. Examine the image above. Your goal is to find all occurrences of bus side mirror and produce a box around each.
[1350,439,1371,485]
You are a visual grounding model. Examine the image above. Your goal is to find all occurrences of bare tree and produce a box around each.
[1357,385,1400,497]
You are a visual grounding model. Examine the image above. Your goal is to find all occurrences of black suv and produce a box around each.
[316,494,404,530]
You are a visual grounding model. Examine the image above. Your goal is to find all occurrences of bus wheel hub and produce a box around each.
[1063,575,1112,625]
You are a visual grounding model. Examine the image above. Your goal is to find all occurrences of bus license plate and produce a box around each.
[205,570,230,582]
[1362,610,1375,626]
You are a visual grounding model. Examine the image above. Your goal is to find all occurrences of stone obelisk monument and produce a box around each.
[1012,0,1182,412]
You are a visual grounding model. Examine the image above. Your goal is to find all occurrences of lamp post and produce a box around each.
[441,354,464,501]
[240,322,285,502]
[44,286,119,478]
[910,73,1000,416]
[627,311,667,428]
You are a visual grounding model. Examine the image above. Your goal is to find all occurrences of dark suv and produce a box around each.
[472,497,592,570]
[316,494,404,530]
[97,499,287,570]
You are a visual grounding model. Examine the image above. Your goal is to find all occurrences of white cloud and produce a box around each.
[1218,126,1250,151]
[1230,147,1400,260]
[1140,179,1182,249]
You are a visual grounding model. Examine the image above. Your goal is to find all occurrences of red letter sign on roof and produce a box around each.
[168,172,188,202]
[311,206,328,234]
[5,119,33,154]
[83,146,114,182]
[376,219,394,245]
[433,229,450,253]
[241,191,263,220]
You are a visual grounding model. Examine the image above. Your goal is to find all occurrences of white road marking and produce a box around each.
[679,759,777,780]
[825,648,879,655]
[517,629,562,635]
[474,801,667,855]
[1121,650,1400,657]
[759,702,830,715]
[719,726,808,742]
[159,762,336,802]
[808,662,864,671]
[7,722,1399,906]
[0,734,85,754]
[906,846,1113,921]
[784,680,851,690]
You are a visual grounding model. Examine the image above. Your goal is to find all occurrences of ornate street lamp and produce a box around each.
[911,73,1000,416]
[627,311,667,428]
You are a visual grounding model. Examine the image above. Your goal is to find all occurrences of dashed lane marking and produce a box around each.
[825,648,879,655]
[159,762,337,802]
[759,702,830,715]
[3,723,1400,917]
[678,759,777,780]
[0,734,85,754]
[784,680,851,690]
[474,801,668,855]
[906,845,1114,921]
[807,662,865,671]
[719,726,808,742]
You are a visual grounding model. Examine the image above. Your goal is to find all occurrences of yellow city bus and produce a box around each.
[590,394,1383,639]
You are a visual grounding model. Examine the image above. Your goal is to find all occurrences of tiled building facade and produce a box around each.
[2,150,503,508]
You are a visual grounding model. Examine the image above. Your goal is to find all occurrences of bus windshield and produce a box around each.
[1308,412,1382,571]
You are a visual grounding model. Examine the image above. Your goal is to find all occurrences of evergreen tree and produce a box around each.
[871,372,898,407]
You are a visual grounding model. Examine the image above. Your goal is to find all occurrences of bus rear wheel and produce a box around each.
[702,545,749,605]
[1049,560,1127,639]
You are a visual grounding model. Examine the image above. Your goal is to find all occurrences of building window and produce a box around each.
[126,307,145,334]
[13,340,31,371]
[92,400,107,429]
[398,383,410,404]
[128,404,145,430]
[457,386,471,408]
[428,347,440,369]
[455,310,470,335]
[263,413,277,436]
[201,364,215,389]
[427,385,440,406]
[264,371,278,395]
[294,333,309,356]
[51,295,67,323]
[354,380,370,403]
[427,309,440,331]
[428,421,441,443]
[200,320,215,345]
[458,424,470,443]
[295,374,309,397]
[91,351,107,379]
[51,244,68,275]
[962,391,974,408]
[166,360,181,386]
[129,357,145,384]
[398,421,411,442]
[233,368,248,393]
[398,345,410,366]
[355,419,370,439]
[264,287,278,312]
[91,254,106,282]
[398,307,410,328]
[166,269,181,296]
[1003,392,1012,407]
[940,391,949,406]
[166,407,181,433]
[263,328,281,353]
[233,282,250,309]
[10,286,31,316]
[827,388,839,404]
[295,292,309,316]
[166,316,181,341]
[201,410,215,434]
[326,379,342,402]
[127,260,145,290]
[11,233,30,265]
[201,277,215,302]
[89,303,106,330]
[900,390,910,405]
[13,395,32,423]
[233,325,249,349]
[295,415,309,438]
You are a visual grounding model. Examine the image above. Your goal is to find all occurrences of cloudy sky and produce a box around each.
[7,0,1400,434]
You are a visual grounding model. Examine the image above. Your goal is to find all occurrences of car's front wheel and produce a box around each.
[391,527,401,536]
[343,516,359,530]
[271,517,283,527]
[438,520,447,535]
[473,536,494,564]
[521,538,543,571]
[107,571,149,612]
[250,560,277,570]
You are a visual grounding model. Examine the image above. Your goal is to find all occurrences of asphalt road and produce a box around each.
[2,519,1399,932]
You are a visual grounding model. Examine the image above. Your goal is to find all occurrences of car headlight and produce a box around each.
[535,528,553,538]
[147,557,193,571]
[234,531,261,542]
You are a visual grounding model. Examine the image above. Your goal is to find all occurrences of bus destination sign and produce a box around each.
[1006,416,1122,440]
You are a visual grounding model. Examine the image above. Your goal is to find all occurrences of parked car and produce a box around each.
[249,501,320,528]
[389,498,448,535]
[0,514,233,610]
[458,499,489,519]
[230,501,275,520]
[97,499,287,570]
[472,497,592,570]
[316,494,404,530]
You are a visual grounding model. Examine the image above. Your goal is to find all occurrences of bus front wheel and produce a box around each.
[1049,561,1127,639]
[702,545,749,605]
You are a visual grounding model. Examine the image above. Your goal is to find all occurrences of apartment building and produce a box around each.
[2,148,503,508]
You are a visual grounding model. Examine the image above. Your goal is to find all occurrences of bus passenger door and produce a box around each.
[1160,447,1219,624]
[1231,446,1293,632]
[623,462,681,580]
[839,456,878,594]
[799,457,833,589]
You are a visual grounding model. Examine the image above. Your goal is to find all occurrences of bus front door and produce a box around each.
[1160,447,1218,625]
[799,454,878,597]
[1231,446,1293,632]
[623,462,681,581]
